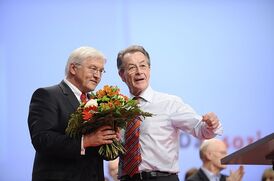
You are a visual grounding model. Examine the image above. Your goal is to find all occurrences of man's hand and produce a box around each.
[83,125,118,148]
[226,165,244,181]
[115,127,122,141]
[202,112,220,130]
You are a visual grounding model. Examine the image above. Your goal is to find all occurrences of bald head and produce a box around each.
[199,138,228,172]
[200,139,227,160]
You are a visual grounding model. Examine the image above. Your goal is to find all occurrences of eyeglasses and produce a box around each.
[124,63,149,74]
[75,63,106,75]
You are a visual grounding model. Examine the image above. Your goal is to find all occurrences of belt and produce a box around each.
[120,171,176,180]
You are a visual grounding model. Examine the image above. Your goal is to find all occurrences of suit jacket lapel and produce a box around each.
[198,169,227,181]
[198,169,210,181]
[59,80,79,110]
[220,174,227,181]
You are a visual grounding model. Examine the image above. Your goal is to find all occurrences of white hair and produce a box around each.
[65,46,106,76]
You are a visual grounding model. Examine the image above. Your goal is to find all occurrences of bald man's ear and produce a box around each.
[205,151,213,161]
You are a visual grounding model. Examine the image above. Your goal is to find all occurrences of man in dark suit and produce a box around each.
[28,46,118,181]
[186,168,227,181]
[187,139,244,181]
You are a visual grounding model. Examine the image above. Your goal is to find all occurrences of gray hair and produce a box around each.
[116,45,151,70]
[65,46,106,76]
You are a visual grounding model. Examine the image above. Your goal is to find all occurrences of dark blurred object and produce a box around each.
[221,132,274,168]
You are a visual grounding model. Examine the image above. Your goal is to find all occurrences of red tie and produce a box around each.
[122,116,142,177]
[80,93,87,103]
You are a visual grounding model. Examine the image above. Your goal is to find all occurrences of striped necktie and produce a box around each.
[80,93,87,103]
[122,116,142,177]
[121,96,142,177]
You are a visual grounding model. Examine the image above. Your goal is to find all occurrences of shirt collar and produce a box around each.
[130,86,153,103]
[201,167,221,181]
[63,78,83,102]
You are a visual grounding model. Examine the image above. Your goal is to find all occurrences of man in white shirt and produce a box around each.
[116,45,223,181]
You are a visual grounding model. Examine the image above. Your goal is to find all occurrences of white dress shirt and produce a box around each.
[63,78,88,155]
[128,86,223,173]
[64,78,83,102]
[201,167,222,181]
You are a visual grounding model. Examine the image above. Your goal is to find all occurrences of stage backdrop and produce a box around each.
[1,0,273,180]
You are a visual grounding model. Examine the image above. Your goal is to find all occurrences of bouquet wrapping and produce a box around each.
[65,85,152,160]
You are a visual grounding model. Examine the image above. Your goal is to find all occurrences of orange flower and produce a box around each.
[97,89,106,98]
[82,106,97,121]
[95,85,120,98]
[82,111,92,120]
[113,100,121,107]
[100,103,109,111]
[120,94,129,101]
[107,101,114,109]
[108,89,119,97]
[104,85,112,94]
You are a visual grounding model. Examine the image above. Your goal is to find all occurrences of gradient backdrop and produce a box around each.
[1,0,273,180]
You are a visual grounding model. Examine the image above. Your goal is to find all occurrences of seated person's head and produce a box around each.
[262,168,274,181]
[199,139,228,172]
[184,167,198,180]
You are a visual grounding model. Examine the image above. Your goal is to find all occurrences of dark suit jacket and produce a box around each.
[186,168,227,181]
[28,81,104,181]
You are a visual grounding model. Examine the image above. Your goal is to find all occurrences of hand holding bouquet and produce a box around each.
[65,85,152,160]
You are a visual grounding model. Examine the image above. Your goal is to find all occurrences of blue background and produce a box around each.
[1,0,273,180]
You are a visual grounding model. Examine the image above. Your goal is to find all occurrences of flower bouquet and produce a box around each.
[65,85,152,160]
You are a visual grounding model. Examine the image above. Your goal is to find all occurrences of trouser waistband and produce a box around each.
[120,171,177,180]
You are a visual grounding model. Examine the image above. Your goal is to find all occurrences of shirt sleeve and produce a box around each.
[192,120,223,139]
[81,135,86,155]
[170,98,223,139]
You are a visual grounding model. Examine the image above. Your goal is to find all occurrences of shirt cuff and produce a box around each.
[202,122,224,139]
[81,135,86,155]
[214,123,224,136]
